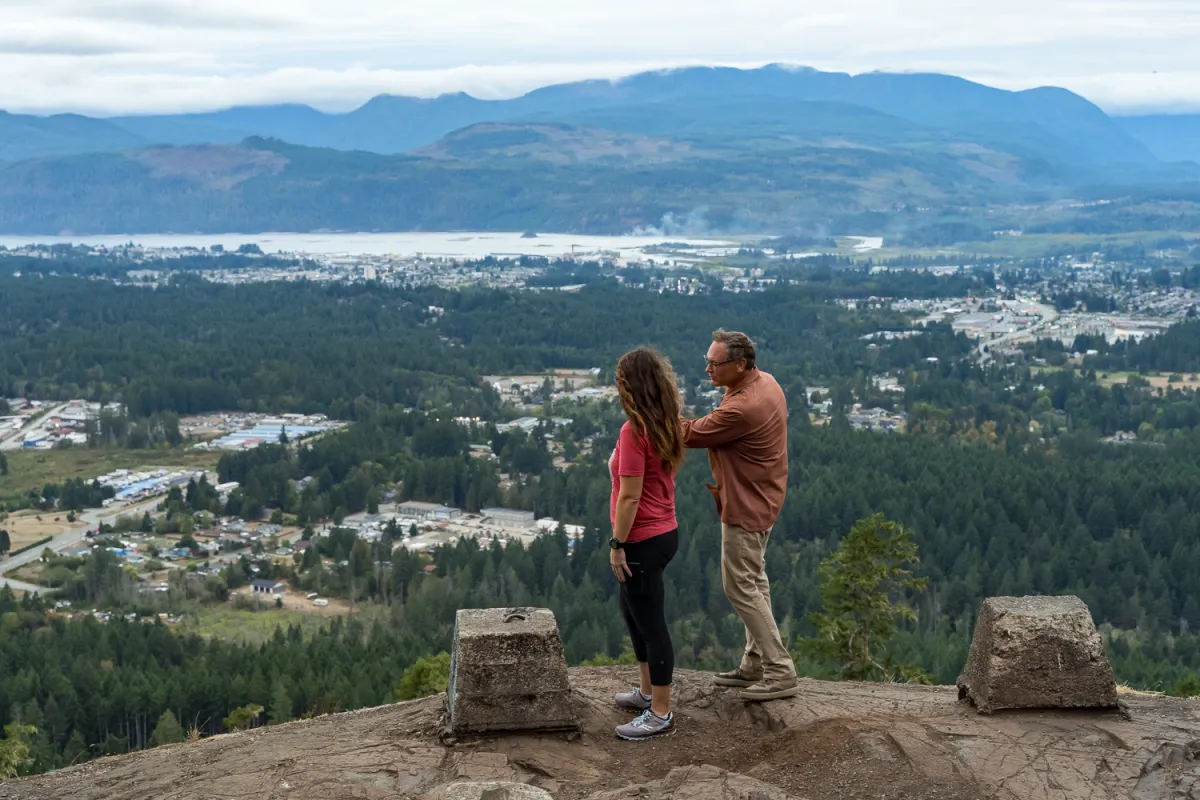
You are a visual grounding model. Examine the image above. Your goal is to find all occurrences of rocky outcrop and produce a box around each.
[429,782,554,800]
[581,765,797,799]
[957,595,1119,714]
[2,667,1198,800]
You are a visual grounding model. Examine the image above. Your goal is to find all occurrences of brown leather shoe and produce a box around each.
[712,668,763,688]
[738,678,799,702]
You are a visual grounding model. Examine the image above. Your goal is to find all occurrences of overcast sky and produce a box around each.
[4,0,1200,117]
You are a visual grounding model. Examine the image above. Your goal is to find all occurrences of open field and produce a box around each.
[6,562,46,583]
[181,599,385,644]
[180,606,336,644]
[3,509,83,550]
[1094,370,1200,389]
[964,231,1200,259]
[1031,364,1200,390]
[0,447,220,503]
[859,230,1200,263]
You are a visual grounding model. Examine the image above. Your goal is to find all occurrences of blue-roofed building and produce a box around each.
[209,423,330,450]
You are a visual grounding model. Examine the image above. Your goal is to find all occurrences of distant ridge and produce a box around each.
[0,65,1155,167]
[0,111,145,162]
[1116,114,1200,164]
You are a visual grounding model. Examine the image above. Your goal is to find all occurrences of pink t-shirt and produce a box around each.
[609,421,678,543]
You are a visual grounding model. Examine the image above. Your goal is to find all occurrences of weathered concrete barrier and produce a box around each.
[447,607,577,734]
[957,595,1119,714]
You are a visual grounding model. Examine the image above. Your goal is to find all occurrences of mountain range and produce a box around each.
[1,65,1174,166]
[0,65,1198,236]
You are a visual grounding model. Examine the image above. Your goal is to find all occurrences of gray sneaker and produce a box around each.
[614,687,652,712]
[615,709,675,741]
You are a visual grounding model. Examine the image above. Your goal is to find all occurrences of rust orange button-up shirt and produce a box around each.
[681,369,789,532]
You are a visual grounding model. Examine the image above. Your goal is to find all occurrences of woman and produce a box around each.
[607,347,684,741]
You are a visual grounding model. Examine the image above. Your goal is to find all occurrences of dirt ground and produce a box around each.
[6,667,1200,800]
[229,585,352,617]
[2,510,84,550]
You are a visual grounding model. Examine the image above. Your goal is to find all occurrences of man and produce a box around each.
[681,328,797,701]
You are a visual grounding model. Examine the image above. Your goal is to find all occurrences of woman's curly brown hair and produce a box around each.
[615,347,685,474]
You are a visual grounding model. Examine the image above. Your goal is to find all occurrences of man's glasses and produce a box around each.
[704,357,736,369]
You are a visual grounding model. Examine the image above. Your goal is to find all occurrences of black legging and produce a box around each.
[618,529,679,687]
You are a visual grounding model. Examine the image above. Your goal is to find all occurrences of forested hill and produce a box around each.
[0,133,1045,236]
[3,66,1194,236]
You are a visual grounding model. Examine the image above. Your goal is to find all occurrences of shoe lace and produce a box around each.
[630,710,653,728]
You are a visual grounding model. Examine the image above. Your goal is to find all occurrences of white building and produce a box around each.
[481,507,536,529]
[397,501,461,520]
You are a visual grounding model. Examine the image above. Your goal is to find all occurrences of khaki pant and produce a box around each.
[720,522,797,681]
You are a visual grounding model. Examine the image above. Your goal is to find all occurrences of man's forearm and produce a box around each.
[680,408,746,448]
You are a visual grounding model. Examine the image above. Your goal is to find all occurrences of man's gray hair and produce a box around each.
[712,328,756,369]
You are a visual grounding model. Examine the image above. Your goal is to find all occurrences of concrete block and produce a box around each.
[448,607,577,734]
[957,595,1118,714]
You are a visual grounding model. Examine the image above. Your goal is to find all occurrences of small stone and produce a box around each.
[957,595,1118,714]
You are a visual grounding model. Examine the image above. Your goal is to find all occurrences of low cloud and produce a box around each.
[0,38,139,57]
[2,0,1200,114]
[52,0,295,30]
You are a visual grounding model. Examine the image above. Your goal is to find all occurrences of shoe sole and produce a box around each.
[712,676,761,688]
[738,686,800,702]
[616,726,677,741]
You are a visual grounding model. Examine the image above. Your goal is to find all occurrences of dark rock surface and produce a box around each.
[3,667,1197,800]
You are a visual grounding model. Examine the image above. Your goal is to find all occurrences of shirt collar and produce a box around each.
[725,368,761,397]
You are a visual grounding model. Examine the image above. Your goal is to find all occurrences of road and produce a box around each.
[976,300,1058,365]
[0,495,164,592]
[0,575,45,594]
[0,402,68,451]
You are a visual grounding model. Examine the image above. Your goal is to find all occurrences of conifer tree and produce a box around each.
[394,652,450,701]
[0,723,36,779]
[269,682,293,724]
[804,513,929,682]
[149,710,184,747]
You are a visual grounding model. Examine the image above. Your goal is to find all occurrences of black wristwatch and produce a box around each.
[608,537,625,550]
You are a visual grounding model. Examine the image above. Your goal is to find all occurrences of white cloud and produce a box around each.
[2,0,1199,115]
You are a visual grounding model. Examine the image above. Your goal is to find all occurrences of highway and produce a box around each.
[976,300,1058,365]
